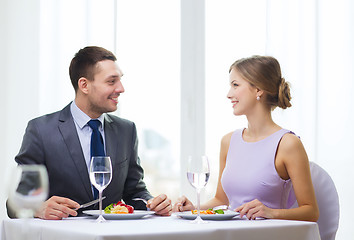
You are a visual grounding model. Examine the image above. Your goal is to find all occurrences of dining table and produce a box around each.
[1,212,321,240]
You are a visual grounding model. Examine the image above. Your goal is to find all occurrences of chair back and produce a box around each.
[290,162,340,240]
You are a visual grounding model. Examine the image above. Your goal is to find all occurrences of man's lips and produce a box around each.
[110,96,119,103]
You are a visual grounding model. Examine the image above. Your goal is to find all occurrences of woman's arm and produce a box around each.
[200,132,232,210]
[274,133,319,221]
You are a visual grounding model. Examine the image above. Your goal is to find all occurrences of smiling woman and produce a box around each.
[204,1,354,239]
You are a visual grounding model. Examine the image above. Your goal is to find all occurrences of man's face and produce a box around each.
[85,60,124,118]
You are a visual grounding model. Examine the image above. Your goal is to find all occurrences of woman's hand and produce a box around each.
[235,199,274,220]
[172,195,195,212]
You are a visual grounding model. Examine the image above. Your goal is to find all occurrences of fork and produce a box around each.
[132,198,148,204]
[132,198,151,211]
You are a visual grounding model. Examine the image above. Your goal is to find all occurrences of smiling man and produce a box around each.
[7,46,172,219]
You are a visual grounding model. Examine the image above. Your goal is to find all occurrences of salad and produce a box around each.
[104,201,134,214]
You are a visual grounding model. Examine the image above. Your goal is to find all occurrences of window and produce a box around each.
[205,0,267,199]
[116,0,181,201]
[38,0,181,201]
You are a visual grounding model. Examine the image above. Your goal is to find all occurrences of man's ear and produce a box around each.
[78,77,89,94]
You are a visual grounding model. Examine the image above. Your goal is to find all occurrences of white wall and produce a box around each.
[0,0,41,219]
[316,2,354,237]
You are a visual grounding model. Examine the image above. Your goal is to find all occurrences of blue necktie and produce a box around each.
[87,119,105,199]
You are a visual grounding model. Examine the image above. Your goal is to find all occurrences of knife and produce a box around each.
[76,196,106,210]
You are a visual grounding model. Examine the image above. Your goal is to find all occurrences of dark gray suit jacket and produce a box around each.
[7,103,152,218]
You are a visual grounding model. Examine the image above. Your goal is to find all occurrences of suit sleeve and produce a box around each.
[7,119,45,218]
[15,119,45,165]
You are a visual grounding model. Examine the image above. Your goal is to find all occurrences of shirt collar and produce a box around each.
[70,101,105,129]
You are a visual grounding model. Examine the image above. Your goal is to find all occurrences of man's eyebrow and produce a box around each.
[109,74,123,79]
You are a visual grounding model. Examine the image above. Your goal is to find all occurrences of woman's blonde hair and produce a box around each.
[229,55,291,110]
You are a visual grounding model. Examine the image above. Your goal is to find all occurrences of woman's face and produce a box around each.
[227,68,258,116]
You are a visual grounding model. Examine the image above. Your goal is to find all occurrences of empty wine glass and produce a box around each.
[187,155,210,223]
[89,156,112,223]
[7,164,49,219]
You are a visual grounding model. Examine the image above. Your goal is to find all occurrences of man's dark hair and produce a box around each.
[69,46,117,92]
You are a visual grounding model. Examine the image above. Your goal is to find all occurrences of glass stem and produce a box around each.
[99,190,103,215]
[197,188,201,218]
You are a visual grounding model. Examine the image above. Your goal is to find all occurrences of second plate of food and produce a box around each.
[175,210,239,220]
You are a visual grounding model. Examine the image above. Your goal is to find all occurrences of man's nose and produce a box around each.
[115,81,125,93]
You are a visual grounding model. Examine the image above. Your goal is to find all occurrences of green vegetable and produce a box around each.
[104,203,114,214]
[207,208,225,214]
[214,209,225,214]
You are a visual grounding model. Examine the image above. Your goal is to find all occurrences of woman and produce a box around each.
[173,56,319,221]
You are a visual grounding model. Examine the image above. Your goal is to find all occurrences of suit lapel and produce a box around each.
[58,104,93,199]
[104,115,119,170]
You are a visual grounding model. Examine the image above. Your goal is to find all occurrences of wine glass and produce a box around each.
[187,155,210,223]
[7,164,49,219]
[89,156,112,223]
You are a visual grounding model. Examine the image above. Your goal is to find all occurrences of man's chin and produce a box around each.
[106,106,118,113]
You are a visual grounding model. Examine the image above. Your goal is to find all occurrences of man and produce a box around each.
[7,46,172,219]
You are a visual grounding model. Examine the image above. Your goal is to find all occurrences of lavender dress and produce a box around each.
[221,129,296,209]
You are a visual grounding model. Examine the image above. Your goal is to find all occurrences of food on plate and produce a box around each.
[104,201,134,214]
[191,209,224,214]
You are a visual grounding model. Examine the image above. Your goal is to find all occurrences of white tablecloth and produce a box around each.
[1,214,320,240]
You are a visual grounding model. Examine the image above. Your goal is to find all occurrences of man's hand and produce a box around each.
[35,196,80,220]
[146,194,172,216]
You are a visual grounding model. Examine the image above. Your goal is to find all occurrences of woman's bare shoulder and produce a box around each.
[279,132,304,153]
[278,132,308,167]
[221,131,234,146]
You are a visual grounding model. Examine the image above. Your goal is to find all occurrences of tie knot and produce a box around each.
[87,119,101,130]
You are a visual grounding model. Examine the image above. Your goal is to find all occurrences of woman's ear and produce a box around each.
[78,77,89,94]
[256,88,264,99]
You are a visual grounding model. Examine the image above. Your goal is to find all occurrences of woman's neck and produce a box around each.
[244,109,280,142]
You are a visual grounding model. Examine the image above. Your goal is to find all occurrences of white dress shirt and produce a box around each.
[70,101,106,170]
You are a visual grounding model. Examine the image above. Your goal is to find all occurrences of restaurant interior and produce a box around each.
[0,0,353,239]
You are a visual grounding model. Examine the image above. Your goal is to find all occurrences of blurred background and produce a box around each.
[0,0,353,239]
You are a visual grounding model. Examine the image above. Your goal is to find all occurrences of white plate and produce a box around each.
[83,210,155,220]
[175,210,239,220]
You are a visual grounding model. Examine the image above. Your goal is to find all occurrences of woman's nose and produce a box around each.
[226,88,232,99]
